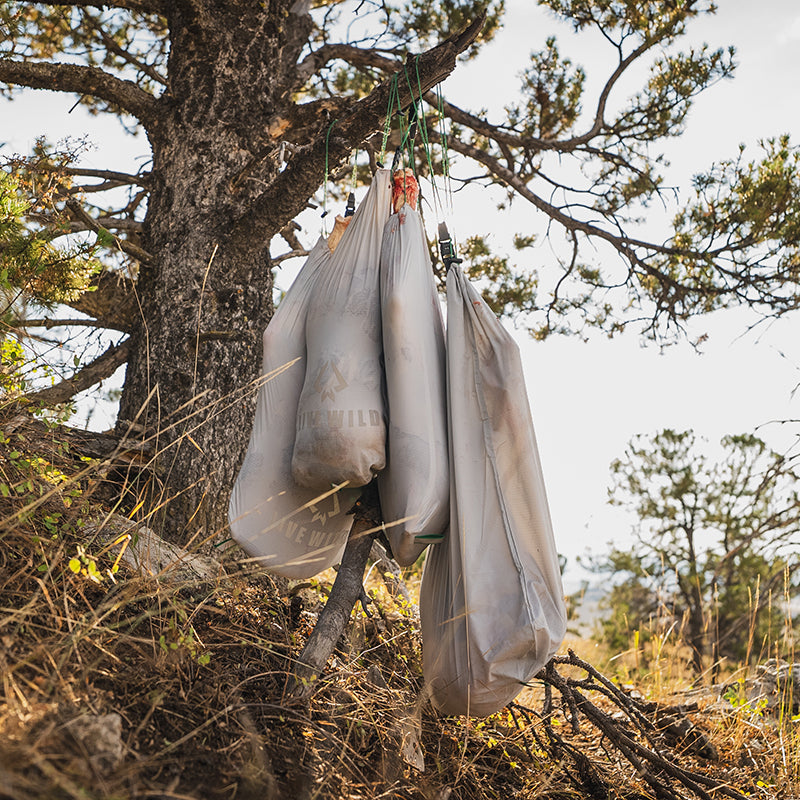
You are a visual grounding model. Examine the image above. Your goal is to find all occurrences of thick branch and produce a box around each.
[0,59,158,126]
[290,483,382,698]
[22,339,130,407]
[238,13,486,241]
[290,517,376,697]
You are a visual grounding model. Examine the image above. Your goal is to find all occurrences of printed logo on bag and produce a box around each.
[271,513,339,547]
[312,359,348,402]
[307,492,341,524]
[297,409,382,430]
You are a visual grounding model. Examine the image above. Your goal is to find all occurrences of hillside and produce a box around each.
[0,410,797,800]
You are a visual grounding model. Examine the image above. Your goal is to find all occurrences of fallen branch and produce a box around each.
[518,651,749,800]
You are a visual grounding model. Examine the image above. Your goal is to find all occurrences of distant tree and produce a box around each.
[592,429,800,676]
[3,1,800,538]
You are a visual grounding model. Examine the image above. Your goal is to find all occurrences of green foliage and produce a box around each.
[0,166,100,306]
[461,233,539,318]
[508,37,585,141]
[590,429,800,673]
[540,0,714,40]
[0,335,26,396]
[386,0,504,58]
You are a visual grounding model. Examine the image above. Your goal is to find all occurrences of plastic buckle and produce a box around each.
[437,222,462,270]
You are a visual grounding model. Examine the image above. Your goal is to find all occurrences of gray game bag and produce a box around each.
[378,205,449,565]
[420,265,567,717]
[292,169,392,491]
[229,237,360,578]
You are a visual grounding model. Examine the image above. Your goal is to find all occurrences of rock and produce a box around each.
[720,659,800,719]
[748,660,800,716]
[86,514,226,585]
[64,712,124,771]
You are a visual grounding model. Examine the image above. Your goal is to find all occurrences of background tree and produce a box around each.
[3,0,800,540]
[593,429,800,677]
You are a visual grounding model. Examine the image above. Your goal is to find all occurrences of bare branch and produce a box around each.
[44,1,165,13]
[81,8,168,86]
[65,198,153,263]
[70,217,144,233]
[279,220,303,251]
[294,43,398,90]
[7,317,111,330]
[291,482,382,698]
[439,132,730,291]
[272,248,310,265]
[37,165,152,186]
[0,59,158,126]
[22,339,130,407]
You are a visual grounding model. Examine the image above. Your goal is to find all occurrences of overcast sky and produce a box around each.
[3,1,800,586]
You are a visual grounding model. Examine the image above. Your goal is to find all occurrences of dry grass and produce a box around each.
[0,410,798,800]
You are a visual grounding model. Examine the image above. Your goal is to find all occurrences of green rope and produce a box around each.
[380,74,400,165]
[437,83,453,215]
[322,118,338,228]
[412,57,437,181]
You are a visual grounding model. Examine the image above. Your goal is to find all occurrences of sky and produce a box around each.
[3,0,800,587]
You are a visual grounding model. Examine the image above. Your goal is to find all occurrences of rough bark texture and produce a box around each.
[109,1,483,541]
[117,1,304,538]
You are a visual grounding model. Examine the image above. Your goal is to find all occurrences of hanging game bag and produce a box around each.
[378,203,449,566]
[292,169,392,491]
[420,265,568,717]
[228,237,361,579]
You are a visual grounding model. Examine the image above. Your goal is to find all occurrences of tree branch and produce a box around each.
[237,13,486,242]
[293,43,399,91]
[290,482,382,699]
[81,8,168,86]
[438,132,731,297]
[45,1,165,14]
[65,198,153,263]
[7,317,111,330]
[0,59,158,126]
[69,217,143,233]
[38,165,152,187]
[22,339,130,407]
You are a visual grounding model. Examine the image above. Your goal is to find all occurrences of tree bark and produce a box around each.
[116,0,293,539]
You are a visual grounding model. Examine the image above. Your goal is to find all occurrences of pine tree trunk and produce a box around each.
[117,1,310,540]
